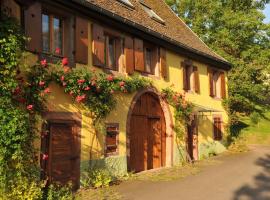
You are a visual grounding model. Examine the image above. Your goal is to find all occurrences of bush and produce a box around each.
[81,169,114,188]
[46,184,73,200]
[228,136,248,153]
[0,177,43,200]
[250,112,260,125]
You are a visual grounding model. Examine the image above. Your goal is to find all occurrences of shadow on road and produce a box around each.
[233,154,270,200]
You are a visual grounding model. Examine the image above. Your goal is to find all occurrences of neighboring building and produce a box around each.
[1,0,231,189]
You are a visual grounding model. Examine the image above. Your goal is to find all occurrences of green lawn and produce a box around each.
[240,110,270,145]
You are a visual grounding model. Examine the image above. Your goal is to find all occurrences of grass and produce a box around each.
[240,110,270,145]
[74,157,222,200]
[75,187,122,200]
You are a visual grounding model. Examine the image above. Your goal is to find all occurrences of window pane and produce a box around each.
[53,17,62,54]
[108,37,115,68]
[42,14,50,52]
[145,48,151,73]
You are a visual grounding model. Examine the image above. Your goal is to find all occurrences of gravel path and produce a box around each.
[116,145,270,200]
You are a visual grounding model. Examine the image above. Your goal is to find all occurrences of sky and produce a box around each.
[264,4,270,23]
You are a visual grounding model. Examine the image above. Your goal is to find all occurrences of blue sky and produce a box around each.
[264,4,270,23]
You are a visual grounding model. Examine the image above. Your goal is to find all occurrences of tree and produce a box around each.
[166,0,270,117]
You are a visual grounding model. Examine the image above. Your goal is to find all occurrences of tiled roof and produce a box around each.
[76,0,228,64]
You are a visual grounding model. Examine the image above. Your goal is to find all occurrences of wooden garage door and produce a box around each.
[130,93,166,172]
[42,122,80,190]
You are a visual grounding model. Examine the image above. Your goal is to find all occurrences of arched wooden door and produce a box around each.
[129,92,166,172]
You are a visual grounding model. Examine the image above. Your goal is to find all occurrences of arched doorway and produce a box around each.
[129,92,166,172]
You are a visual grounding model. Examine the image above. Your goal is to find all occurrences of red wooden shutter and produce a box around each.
[1,0,20,19]
[220,72,226,99]
[75,16,88,64]
[182,62,188,91]
[213,117,222,140]
[134,38,144,71]
[124,36,134,74]
[193,66,200,93]
[92,23,105,66]
[24,2,42,53]
[208,68,214,97]
[160,48,167,79]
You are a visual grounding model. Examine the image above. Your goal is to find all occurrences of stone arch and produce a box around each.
[126,87,174,171]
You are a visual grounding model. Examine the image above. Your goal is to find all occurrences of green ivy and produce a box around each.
[161,88,194,161]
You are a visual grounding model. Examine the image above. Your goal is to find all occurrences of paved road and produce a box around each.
[117,145,270,200]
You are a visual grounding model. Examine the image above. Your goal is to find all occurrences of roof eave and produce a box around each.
[45,0,232,70]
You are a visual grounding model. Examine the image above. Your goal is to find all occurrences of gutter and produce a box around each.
[46,0,232,70]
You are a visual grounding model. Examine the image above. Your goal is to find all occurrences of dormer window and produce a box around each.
[140,2,165,24]
[117,0,134,9]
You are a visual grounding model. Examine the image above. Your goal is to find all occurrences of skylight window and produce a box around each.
[140,2,165,24]
[117,0,134,9]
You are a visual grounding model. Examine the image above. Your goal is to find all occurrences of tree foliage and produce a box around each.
[166,0,270,117]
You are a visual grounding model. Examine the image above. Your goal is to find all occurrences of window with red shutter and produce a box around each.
[182,61,199,93]
[105,124,119,157]
[213,117,222,141]
[41,13,64,55]
[208,68,226,99]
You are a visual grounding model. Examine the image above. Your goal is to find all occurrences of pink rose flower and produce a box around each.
[106,75,114,81]
[42,154,49,160]
[39,81,45,87]
[62,82,67,87]
[62,57,68,66]
[27,104,33,111]
[77,79,85,85]
[60,76,65,81]
[119,81,125,87]
[84,86,91,91]
[55,47,61,54]
[40,59,47,67]
[44,88,51,94]
[76,94,86,103]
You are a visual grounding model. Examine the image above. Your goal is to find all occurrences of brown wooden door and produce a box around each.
[42,122,80,190]
[187,116,198,161]
[130,93,166,172]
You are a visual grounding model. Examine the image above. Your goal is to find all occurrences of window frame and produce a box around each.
[41,11,65,56]
[104,33,118,70]
[141,42,158,76]
[213,115,223,141]
[209,68,225,99]
[182,61,200,93]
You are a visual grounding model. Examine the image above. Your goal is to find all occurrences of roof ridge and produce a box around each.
[160,0,227,62]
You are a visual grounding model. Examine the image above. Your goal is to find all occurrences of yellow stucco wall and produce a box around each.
[19,13,228,170]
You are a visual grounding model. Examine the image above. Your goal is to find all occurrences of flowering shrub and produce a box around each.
[26,58,151,120]
[162,87,194,161]
[161,87,193,123]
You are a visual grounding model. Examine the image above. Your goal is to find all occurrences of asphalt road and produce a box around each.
[117,145,270,200]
